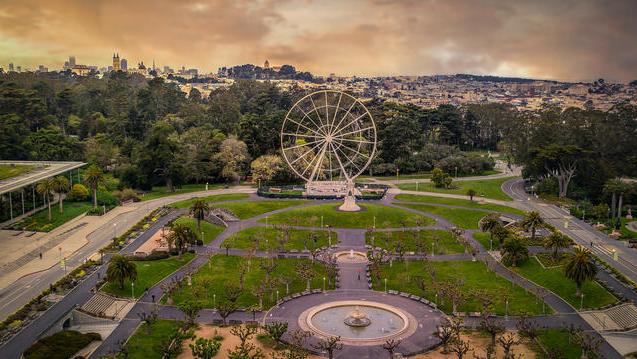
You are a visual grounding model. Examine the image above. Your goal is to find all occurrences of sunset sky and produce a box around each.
[1,0,635,82]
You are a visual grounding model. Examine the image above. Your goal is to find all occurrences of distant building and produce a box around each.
[112,53,120,71]
[8,63,14,72]
[16,66,21,72]
[264,59,270,69]
[64,56,76,70]
[71,65,90,76]
[120,58,128,70]
[37,65,48,72]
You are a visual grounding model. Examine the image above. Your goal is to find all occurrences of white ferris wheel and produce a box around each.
[280,90,377,185]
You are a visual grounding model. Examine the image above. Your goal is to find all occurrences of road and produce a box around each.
[503,178,637,284]
[0,187,255,321]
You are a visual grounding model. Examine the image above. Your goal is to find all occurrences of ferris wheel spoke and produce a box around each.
[324,91,330,131]
[331,113,368,137]
[330,100,357,136]
[297,106,326,135]
[301,142,327,179]
[284,117,324,137]
[337,137,375,145]
[333,125,375,139]
[329,142,351,182]
[283,138,325,151]
[336,147,363,175]
[288,139,325,166]
[338,143,371,160]
[309,95,327,129]
[308,142,328,182]
[282,132,326,140]
[329,92,343,132]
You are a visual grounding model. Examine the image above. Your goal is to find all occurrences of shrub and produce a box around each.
[113,188,141,203]
[24,330,100,359]
[66,184,89,202]
[138,251,170,261]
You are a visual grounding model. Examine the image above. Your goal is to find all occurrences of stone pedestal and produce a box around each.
[339,193,361,212]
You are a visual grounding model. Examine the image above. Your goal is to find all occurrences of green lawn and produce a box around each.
[125,319,182,359]
[397,203,487,229]
[141,183,225,201]
[511,256,617,309]
[359,169,500,181]
[169,193,250,209]
[223,226,337,251]
[173,217,224,244]
[473,231,499,250]
[394,194,525,215]
[376,260,545,315]
[366,229,465,254]
[536,329,582,358]
[216,200,309,219]
[262,203,434,229]
[9,201,93,232]
[398,176,515,201]
[0,164,34,180]
[170,255,330,309]
[101,253,195,298]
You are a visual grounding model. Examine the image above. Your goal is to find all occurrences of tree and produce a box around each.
[178,300,202,326]
[83,164,104,209]
[543,231,571,259]
[217,300,237,326]
[106,255,137,290]
[312,336,343,359]
[189,199,209,232]
[228,325,264,359]
[215,137,250,183]
[36,178,55,221]
[189,337,221,359]
[501,237,529,266]
[381,338,401,358]
[497,333,520,359]
[479,312,504,348]
[295,262,315,291]
[138,308,158,335]
[466,189,477,201]
[480,213,501,244]
[436,317,461,353]
[520,211,545,242]
[529,144,585,198]
[449,338,471,359]
[264,321,288,347]
[564,247,597,297]
[167,222,197,256]
[250,155,287,185]
[52,176,71,213]
[432,168,452,188]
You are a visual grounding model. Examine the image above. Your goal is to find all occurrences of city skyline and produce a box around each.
[1,0,636,82]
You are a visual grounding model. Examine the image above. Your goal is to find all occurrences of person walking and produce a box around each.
[357,272,361,281]
[39,252,42,260]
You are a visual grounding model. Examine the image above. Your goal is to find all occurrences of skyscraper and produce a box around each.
[120,58,128,70]
[112,53,120,71]
[8,63,14,72]
[69,56,76,67]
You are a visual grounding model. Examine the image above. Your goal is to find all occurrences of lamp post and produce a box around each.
[505,299,509,317]
[455,166,458,179]
[213,294,216,309]
[384,278,388,292]
[113,223,117,239]
[276,290,279,303]
[580,293,584,310]
[490,238,493,251]
[326,225,331,246]
[201,231,204,244]
[321,216,323,228]
[131,282,135,298]
[323,277,326,291]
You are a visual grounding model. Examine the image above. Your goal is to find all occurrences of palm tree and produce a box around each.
[189,199,209,232]
[466,189,477,202]
[52,176,70,213]
[480,213,502,242]
[543,231,571,259]
[500,237,529,267]
[520,211,545,242]
[167,222,197,256]
[83,164,104,209]
[564,247,597,297]
[36,178,56,222]
[107,255,137,290]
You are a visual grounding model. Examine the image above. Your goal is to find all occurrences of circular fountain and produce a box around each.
[334,250,368,264]
[299,300,417,345]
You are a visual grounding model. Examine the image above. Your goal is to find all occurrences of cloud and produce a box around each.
[0,0,635,82]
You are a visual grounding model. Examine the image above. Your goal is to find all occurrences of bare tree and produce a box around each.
[449,338,472,359]
[479,312,504,348]
[312,336,343,359]
[381,338,401,358]
[497,333,521,359]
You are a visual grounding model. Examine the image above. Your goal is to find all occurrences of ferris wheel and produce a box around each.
[281,90,377,184]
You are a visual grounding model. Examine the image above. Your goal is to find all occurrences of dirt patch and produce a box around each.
[413,331,536,359]
[177,325,321,359]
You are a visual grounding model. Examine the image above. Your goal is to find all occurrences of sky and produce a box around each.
[0,0,635,82]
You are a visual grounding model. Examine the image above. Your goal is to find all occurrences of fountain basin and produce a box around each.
[299,300,416,346]
[334,250,368,264]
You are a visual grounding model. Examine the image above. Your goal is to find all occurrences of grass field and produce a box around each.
[216,200,308,219]
[125,319,182,359]
[101,253,195,298]
[397,203,488,229]
[398,176,515,201]
[9,201,93,232]
[394,194,525,215]
[262,203,435,229]
[0,164,34,180]
[473,231,499,250]
[359,169,500,181]
[173,217,224,244]
[376,260,545,315]
[170,255,330,309]
[366,229,465,254]
[536,329,582,358]
[169,193,250,209]
[512,256,617,309]
[140,183,225,201]
[223,226,336,251]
